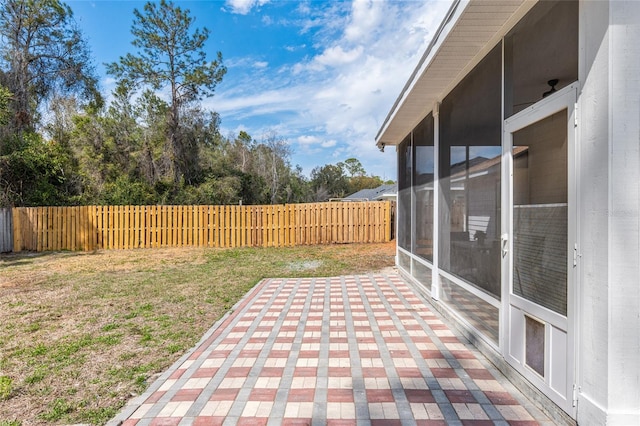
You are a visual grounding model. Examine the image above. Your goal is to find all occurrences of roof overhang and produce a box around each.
[375,0,535,149]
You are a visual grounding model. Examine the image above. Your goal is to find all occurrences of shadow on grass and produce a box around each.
[0,250,103,267]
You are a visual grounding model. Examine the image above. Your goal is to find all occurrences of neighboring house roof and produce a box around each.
[344,184,397,201]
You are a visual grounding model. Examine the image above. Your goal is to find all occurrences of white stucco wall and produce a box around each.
[578,1,640,424]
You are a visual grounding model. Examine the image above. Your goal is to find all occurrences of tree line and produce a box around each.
[0,0,389,207]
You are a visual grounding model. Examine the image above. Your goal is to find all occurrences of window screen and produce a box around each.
[412,114,435,262]
[397,135,412,251]
[439,43,502,298]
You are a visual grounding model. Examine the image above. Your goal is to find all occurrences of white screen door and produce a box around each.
[501,83,577,416]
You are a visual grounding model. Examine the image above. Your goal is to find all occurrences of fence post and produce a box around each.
[11,208,20,252]
[0,208,11,253]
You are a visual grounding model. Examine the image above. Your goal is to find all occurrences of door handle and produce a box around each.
[501,233,508,257]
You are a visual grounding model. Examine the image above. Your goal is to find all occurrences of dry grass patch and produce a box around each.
[0,242,395,424]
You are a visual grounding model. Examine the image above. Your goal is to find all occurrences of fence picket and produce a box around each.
[78,206,84,250]
[207,206,215,247]
[35,208,42,252]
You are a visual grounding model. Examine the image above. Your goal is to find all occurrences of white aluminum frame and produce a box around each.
[501,82,579,416]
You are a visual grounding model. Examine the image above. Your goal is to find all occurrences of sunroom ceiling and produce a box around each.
[375,0,529,147]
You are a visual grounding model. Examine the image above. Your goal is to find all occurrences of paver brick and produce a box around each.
[109,275,547,426]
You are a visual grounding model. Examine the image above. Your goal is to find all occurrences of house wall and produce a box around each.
[391,0,640,423]
[578,1,640,424]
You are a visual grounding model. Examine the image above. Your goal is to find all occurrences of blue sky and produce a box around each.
[67,0,452,180]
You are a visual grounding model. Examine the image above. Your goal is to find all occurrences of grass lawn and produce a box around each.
[0,242,395,425]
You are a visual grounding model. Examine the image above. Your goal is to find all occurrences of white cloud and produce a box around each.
[214,0,453,177]
[296,2,311,16]
[103,76,117,87]
[225,0,270,15]
[296,135,337,149]
[297,135,321,146]
[344,0,384,43]
[224,56,269,70]
[284,44,306,52]
[208,88,299,115]
[314,45,363,68]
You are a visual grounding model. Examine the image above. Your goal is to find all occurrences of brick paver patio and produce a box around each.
[109,273,550,426]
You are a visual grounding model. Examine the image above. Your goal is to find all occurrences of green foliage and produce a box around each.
[29,343,47,357]
[39,398,74,422]
[0,0,98,132]
[0,132,75,206]
[75,406,118,425]
[107,0,226,183]
[184,175,242,205]
[0,375,13,400]
[310,163,349,201]
[310,160,387,200]
[101,176,156,205]
[107,0,226,100]
[24,369,47,385]
[348,175,384,194]
[340,157,366,177]
[0,85,12,126]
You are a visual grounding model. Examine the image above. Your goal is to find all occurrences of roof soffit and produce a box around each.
[376,0,533,147]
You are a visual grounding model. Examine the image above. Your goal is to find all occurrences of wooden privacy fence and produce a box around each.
[10,201,393,252]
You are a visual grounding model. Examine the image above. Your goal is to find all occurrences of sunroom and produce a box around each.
[376,0,640,424]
